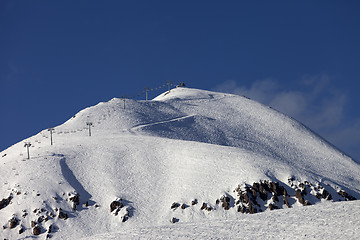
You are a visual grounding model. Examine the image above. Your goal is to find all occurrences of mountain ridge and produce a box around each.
[1,87,359,239]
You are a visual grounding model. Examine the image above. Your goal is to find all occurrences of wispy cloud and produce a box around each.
[213,74,360,162]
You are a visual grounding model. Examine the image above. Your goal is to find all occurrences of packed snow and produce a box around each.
[85,200,360,240]
[1,87,359,239]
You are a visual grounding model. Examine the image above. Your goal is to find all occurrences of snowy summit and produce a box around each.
[1,87,360,239]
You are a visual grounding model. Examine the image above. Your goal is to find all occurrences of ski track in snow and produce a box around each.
[129,114,197,132]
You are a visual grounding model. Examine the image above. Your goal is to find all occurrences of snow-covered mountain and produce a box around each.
[1,87,359,239]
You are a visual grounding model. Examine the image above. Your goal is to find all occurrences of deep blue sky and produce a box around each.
[1,1,359,162]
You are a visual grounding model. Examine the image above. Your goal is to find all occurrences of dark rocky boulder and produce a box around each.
[284,195,291,208]
[220,196,231,210]
[322,189,332,200]
[237,205,246,213]
[283,187,288,196]
[261,180,270,192]
[200,202,206,210]
[38,216,44,223]
[295,189,305,204]
[33,225,41,235]
[338,190,356,201]
[252,182,259,192]
[110,200,123,212]
[222,201,230,210]
[69,194,80,205]
[121,216,128,222]
[170,217,178,223]
[258,181,269,201]
[301,188,307,196]
[0,194,12,210]
[9,216,18,229]
[18,225,25,234]
[316,193,322,199]
[268,203,279,210]
[200,202,212,211]
[270,181,282,196]
[251,188,258,199]
[48,224,54,233]
[58,210,68,220]
[248,203,256,214]
[170,202,180,209]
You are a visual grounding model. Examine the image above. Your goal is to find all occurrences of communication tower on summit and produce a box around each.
[177,82,186,87]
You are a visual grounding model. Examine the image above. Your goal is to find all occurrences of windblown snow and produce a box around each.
[1,87,359,239]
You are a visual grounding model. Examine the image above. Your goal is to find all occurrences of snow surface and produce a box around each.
[1,87,359,239]
[86,200,360,240]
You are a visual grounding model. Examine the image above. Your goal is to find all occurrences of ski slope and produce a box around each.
[86,200,360,240]
[1,87,359,239]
